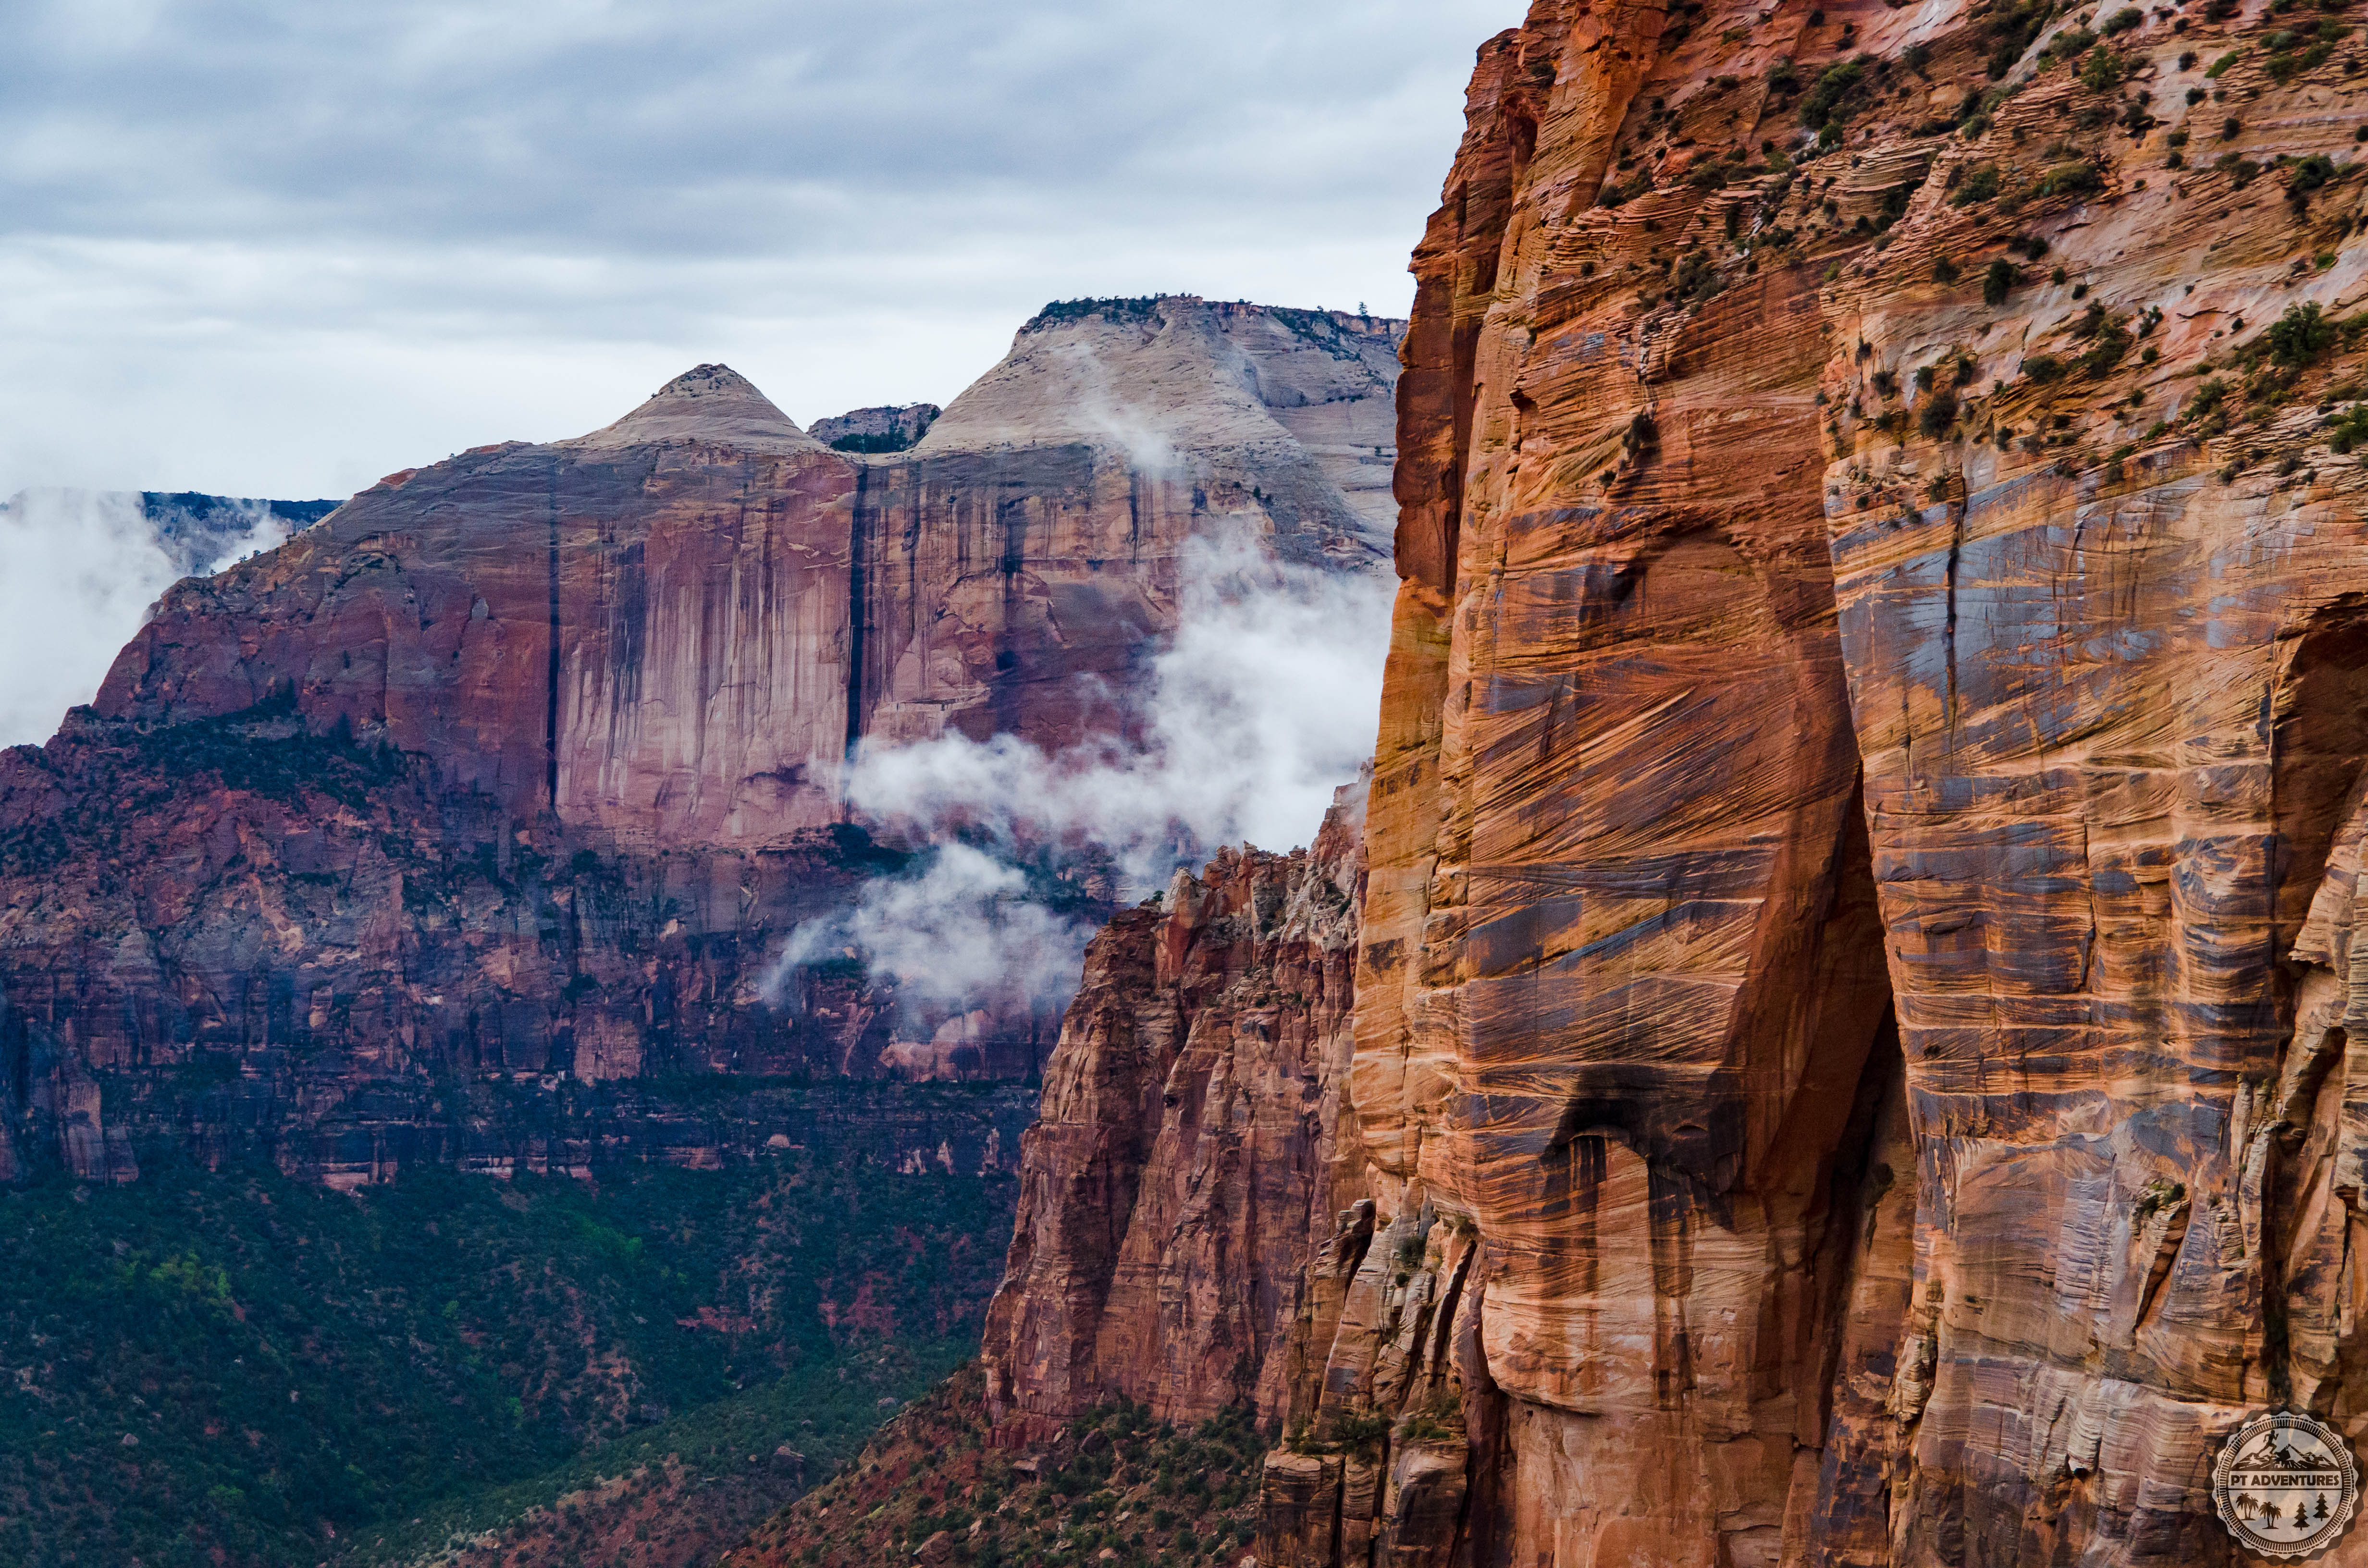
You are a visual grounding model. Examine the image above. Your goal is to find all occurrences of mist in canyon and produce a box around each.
[767,527,1396,1024]
[0,489,298,747]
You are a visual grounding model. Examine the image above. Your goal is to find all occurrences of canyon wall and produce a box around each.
[954,3,2368,1565]
[0,298,1401,1186]
[980,787,1369,1435]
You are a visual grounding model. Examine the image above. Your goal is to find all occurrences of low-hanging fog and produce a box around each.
[766,530,1397,1023]
[0,490,294,749]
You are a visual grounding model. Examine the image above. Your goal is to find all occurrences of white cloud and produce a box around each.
[759,843,1092,1023]
[851,528,1396,894]
[0,489,290,747]
[773,527,1394,1023]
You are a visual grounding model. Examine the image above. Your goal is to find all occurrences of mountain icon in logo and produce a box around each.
[2214,1412,2359,1558]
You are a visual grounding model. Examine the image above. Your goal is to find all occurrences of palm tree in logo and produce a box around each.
[2263,1499,2285,1529]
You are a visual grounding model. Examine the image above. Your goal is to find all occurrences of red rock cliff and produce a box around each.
[1283,0,2368,1562]
[0,298,1401,1185]
[956,5,2368,1566]
[982,786,1369,1432]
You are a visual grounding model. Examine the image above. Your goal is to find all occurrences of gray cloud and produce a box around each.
[0,489,292,747]
[0,0,1522,498]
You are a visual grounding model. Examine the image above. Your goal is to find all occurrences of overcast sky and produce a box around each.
[0,0,1522,501]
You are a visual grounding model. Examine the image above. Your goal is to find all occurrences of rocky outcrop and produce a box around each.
[980,786,1369,1433]
[807,404,940,452]
[1270,0,2368,1563]
[0,298,1402,1185]
[934,6,2368,1567]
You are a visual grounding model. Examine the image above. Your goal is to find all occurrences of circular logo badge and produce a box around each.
[2213,1411,2360,1558]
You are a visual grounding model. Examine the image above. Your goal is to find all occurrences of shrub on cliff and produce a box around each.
[1984,0,2050,76]
[1919,387,1962,437]
[2287,153,2339,209]
[1801,58,1872,141]
[2080,45,2129,90]
[2326,404,2368,454]
[1951,162,2002,206]
[2034,159,2104,197]
[1984,257,2018,305]
[2269,302,2338,367]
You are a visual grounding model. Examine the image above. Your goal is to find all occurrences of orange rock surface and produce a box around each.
[954,5,2368,1566]
[1279,0,2368,1561]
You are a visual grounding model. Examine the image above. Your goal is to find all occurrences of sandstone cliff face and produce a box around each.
[980,789,1368,1433]
[1269,0,2368,1563]
[0,298,1401,1185]
[949,7,2368,1567]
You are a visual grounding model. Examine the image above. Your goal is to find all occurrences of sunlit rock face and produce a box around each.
[1294,0,2368,1560]
[937,4,2368,1565]
[0,299,1403,1186]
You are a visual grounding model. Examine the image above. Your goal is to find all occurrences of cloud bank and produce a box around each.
[0,489,291,748]
[852,530,1396,893]
[770,528,1396,1029]
[0,0,1523,499]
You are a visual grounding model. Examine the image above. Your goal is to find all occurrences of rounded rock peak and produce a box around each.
[567,362,823,455]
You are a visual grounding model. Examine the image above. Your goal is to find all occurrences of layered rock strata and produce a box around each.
[1286,0,2368,1561]
[981,788,1369,1433]
[953,4,2368,1566]
[0,299,1402,1185]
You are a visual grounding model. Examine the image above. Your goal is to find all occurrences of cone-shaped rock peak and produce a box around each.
[568,363,822,455]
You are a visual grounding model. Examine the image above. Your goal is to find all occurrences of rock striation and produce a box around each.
[941,4,2368,1567]
[0,298,1403,1186]
[980,786,1369,1435]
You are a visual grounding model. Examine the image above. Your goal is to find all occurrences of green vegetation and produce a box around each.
[1023,298,1168,332]
[736,1375,1268,1568]
[0,1154,1013,1568]
[1984,257,2017,306]
[2265,19,2349,82]
[2078,45,2129,92]
[1983,0,2050,77]
[2034,159,2104,198]
[2269,302,2339,368]
[1800,58,1873,143]
[827,431,924,454]
[2327,404,2368,454]
[1951,162,2002,206]
[2288,154,2340,208]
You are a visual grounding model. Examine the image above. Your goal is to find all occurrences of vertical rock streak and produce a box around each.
[980,4,2368,1565]
[0,305,1405,1179]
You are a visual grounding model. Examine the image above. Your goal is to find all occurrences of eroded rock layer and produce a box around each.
[1260,0,2368,1562]
[0,298,1402,1185]
[980,789,1369,1433]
